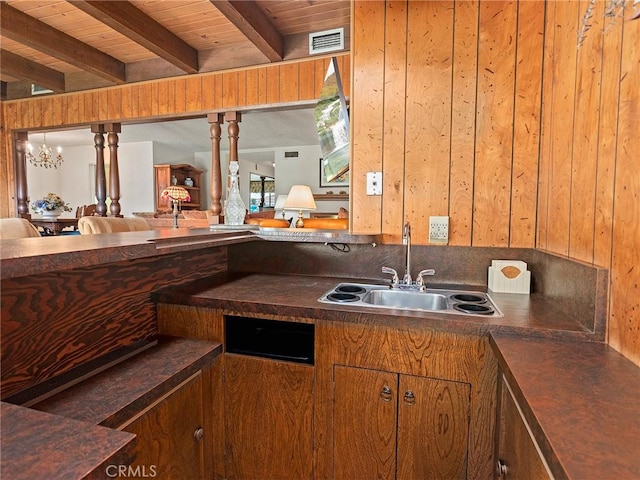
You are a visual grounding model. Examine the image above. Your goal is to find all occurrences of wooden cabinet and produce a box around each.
[495,374,551,480]
[119,371,207,480]
[334,365,470,480]
[154,163,203,212]
[224,354,314,480]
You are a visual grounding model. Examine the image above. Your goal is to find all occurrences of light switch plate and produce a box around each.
[366,171,382,195]
[429,216,449,245]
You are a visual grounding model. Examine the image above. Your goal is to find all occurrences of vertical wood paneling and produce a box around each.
[266,67,280,104]
[544,0,581,255]
[569,0,604,261]
[41,97,53,127]
[222,72,239,108]
[473,0,517,247]
[138,84,153,118]
[351,0,385,234]
[314,58,330,98]
[186,76,202,112]
[609,19,640,364]
[279,63,299,103]
[202,75,216,110]
[298,61,316,101]
[237,71,247,106]
[405,1,454,245]
[449,0,479,247]
[120,85,133,119]
[174,79,186,114]
[380,0,407,244]
[107,88,122,121]
[157,81,171,115]
[65,95,80,125]
[257,67,268,104]
[510,0,544,248]
[593,6,622,268]
[98,90,109,120]
[214,75,224,108]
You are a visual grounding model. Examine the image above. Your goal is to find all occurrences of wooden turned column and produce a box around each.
[90,124,108,216]
[106,123,122,217]
[207,113,224,216]
[13,132,30,218]
[225,111,241,164]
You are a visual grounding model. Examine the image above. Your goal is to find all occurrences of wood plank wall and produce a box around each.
[1,1,638,364]
[350,0,639,365]
[0,55,350,218]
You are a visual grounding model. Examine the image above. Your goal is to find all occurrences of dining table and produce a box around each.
[30,217,79,236]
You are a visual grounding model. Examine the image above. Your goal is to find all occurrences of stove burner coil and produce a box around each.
[453,303,494,315]
[450,293,486,304]
[335,285,367,295]
[326,292,360,303]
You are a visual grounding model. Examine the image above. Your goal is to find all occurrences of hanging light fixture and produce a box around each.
[27,133,63,169]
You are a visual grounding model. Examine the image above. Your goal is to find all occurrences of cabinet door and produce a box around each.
[121,372,205,480]
[333,365,398,480]
[224,354,314,480]
[497,377,551,480]
[397,375,470,480]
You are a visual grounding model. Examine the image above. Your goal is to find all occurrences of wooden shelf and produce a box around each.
[313,194,348,201]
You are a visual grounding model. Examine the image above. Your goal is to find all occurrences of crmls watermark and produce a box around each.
[105,464,158,478]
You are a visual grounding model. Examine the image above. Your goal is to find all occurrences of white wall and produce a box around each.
[27,141,155,218]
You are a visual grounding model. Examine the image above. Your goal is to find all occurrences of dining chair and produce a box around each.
[75,204,98,218]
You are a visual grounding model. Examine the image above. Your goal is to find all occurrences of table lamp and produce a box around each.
[274,194,288,219]
[283,185,316,228]
[161,186,191,228]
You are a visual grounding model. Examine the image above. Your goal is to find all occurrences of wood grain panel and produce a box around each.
[449,0,479,247]
[380,0,407,244]
[0,248,227,398]
[593,3,623,268]
[472,0,517,247]
[351,0,385,234]
[224,354,314,480]
[510,0,544,248]
[609,18,640,364]
[333,365,397,480]
[544,0,580,255]
[405,0,454,245]
[397,375,470,479]
[266,64,280,104]
[107,88,121,121]
[279,63,299,103]
[122,372,205,480]
[314,58,330,98]
[202,74,216,110]
[186,76,202,112]
[569,0,604,261]
[298,60,316,101]
[174,78,187,115]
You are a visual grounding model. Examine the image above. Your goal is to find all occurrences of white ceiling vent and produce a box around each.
[31,84,53,96]
[309,28,344,55]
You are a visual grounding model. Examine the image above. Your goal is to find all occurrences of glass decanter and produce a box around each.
[224,161,246,225]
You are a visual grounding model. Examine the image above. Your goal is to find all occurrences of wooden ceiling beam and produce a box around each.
[0,50,66,93]
[209,0,283,62]
[72,1,199,74]
[0,3,125,84]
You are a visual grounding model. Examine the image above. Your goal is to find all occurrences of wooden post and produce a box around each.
[207,113,224,216]
[90,124,108,216]
[225,111,241,163]
[106,123,122,217]
[13,131,30,218]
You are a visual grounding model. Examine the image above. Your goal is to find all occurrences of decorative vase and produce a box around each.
[171,175,178,186]
[224,161,246,225]
[184,177,194,187]
[40,208,62,217]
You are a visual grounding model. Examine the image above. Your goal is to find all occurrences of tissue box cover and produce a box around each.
[488,260,531,294]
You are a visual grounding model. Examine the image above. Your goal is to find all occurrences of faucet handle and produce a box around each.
[381,266,399,288]
[416,269,435,292]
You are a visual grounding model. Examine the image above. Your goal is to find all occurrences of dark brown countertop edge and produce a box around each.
[32,336,223,429]
[489,333,640,480]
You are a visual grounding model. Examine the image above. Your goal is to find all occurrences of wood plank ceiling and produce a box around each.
[0,0,351,100]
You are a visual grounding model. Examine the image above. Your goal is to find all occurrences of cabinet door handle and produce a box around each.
[194,427,204,442]
[380,385,393,402]
[496,459,508,478]
[403,390,416,406]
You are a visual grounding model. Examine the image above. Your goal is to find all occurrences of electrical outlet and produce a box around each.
[366,171,382,195]
[429,216,449,245]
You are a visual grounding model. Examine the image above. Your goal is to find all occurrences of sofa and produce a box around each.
[0,218,42,239]
[78,217,152,234]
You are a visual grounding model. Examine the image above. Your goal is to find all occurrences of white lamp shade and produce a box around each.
[274,194,288,210]
[283,185,317,210]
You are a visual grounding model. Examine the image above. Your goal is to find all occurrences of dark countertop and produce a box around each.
[490,333,640,479]
[1,402,136,480]
[3,336,222,480]
[153,272,595,340]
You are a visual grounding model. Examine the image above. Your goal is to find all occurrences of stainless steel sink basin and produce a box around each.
[318,283,503,317]
[362,289,448,310]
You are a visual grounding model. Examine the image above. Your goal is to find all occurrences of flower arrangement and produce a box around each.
[30,193,72,214]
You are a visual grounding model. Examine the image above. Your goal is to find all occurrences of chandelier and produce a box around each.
[27,133,63,169]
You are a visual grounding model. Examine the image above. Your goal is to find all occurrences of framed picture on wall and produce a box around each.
[320,157,349,188]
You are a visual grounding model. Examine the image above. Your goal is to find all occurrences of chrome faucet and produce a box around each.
[381,221,436,290]
[403,222,412,285]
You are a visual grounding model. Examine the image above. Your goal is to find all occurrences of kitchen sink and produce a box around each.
[318,283,503,317]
